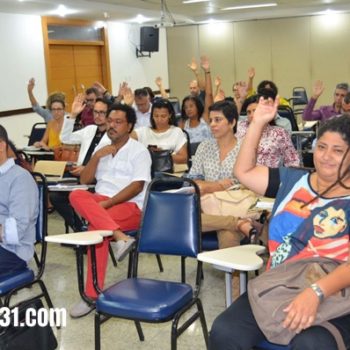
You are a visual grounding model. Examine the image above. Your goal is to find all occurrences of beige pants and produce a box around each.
[201,214,244,249]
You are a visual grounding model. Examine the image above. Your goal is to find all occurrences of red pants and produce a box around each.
[69,190,141,298]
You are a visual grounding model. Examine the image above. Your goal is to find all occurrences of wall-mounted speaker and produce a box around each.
[140,26,159,52]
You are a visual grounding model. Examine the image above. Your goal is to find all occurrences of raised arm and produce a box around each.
[155,77,169,98]
[201,55,214,124]
[27,78,38,107]
[233,96,279,196]
[188,57,205,91]
[302,80,325,121]
[247,67,255,95]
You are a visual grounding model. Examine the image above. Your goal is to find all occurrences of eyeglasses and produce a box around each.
[86,98,96,103]
[50,108,64,112]
[93,110,107,116]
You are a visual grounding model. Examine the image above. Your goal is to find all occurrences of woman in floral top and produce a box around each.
[237,95,300,168]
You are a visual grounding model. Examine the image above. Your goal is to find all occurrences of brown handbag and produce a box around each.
[53,144,80,163]
[200,188,259,218]
[248,257,350,348]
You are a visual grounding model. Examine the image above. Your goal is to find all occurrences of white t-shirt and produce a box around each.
[135,126,187,154]
[95,138,152,209]
[134,104,152,129]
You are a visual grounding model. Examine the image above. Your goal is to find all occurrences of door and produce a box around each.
[48,44,104,107]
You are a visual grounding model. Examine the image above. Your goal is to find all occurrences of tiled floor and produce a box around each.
[19,212,230,350]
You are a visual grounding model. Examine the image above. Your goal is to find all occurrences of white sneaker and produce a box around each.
[110,238,136,262]
[69,299,94,318]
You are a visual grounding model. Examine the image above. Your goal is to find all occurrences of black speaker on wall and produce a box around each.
[140,26,159,52]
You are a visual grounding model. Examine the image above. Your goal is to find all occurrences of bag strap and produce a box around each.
[320,321,346,350]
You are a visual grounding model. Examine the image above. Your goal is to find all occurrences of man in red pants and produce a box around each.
[69,103,152,318]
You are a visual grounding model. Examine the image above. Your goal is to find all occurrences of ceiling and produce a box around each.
[1,0,350,26]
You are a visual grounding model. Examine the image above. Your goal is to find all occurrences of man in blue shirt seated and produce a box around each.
[0,125,39,276]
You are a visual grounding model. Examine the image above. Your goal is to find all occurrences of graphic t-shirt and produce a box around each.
[267,168,350,269]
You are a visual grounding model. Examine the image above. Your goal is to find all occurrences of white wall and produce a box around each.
[0,13,169,147]
[0,13,47,111]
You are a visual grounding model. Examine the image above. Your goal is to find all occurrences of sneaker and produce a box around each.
[69,299,95,318]
[110,238,136,262]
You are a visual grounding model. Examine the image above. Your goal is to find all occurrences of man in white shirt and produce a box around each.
[133,88,152,128]
[69,103,152,318]
[0,125,38,276]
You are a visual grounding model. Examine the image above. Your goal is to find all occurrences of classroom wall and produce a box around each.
[0,13,168,147]
[167,13,350,106]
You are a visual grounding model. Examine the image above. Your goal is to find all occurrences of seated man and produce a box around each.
[0,125,39,276]
[69,103,152,318]
[49,97,111,232]
[133,88,152,128]
[303,80,348,121]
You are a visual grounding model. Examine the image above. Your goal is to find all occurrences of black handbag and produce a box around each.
[149,149,174,175]
[0,298,58,350]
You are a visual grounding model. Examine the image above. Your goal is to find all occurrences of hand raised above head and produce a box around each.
[200,55,210,72]
[187,57,198,72]
[155,76,162,87]
[312,80,325,99]
[214,76,222,87]
[71,93,86,117]
[252,96,279,125]
[248,67,255,79]
[27,78,35,91]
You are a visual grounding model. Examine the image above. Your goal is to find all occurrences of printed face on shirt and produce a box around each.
[208,110,235,139]
[106,110,131,143]
[135,95,150,113]
[93,101,108,126]
[333,88,347,108]
[246,102,258,123]
[313,206,347,238]
[314,131,350,183]
[50,101,65,121]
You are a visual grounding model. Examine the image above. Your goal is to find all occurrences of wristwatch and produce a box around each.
[310,283,324,303]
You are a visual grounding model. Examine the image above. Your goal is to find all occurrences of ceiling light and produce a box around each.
[183,0,210,4]
[221,3,277,11]
[57,4,69,17]
[135,14,147,24]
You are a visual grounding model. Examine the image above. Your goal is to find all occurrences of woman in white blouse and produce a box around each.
[131,98,188,165]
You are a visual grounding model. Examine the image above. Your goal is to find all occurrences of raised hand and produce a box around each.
[252,96,279,125]
[123,87,134,106]
[71,93,86,118]
[312,80,325,99]
[200,55,210,72]
[27,78,35,92]
[187,57,198,73]
[248,67,255,80]
[214,89,225,103]
[214,76,222,88]
[155,76,162,88]
[92,81,107,96]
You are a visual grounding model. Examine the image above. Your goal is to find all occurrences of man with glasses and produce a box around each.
[303,81,349,121]
[134,88,152,128]
[50,96,111,232]
[72,87,99,128]
[68,103,152,318]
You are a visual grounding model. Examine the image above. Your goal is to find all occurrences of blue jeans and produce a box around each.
[0,246,26,278]
[209,292,350,350]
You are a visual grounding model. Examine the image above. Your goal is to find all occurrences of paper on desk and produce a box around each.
[48,184,93,191]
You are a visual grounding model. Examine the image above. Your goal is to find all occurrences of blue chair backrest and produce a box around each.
[32,172,48,243]
[28,123,47,146]
[138,179,201,258]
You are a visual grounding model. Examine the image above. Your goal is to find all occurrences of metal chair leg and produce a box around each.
[109,244,118,267]
[134,321,145,341]
[156,254,164,272]
[95,312,101,350]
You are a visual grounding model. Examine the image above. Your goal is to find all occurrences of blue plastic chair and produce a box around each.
[0,172,54,309]
[255,340,291,350]
[94,178,209,350]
